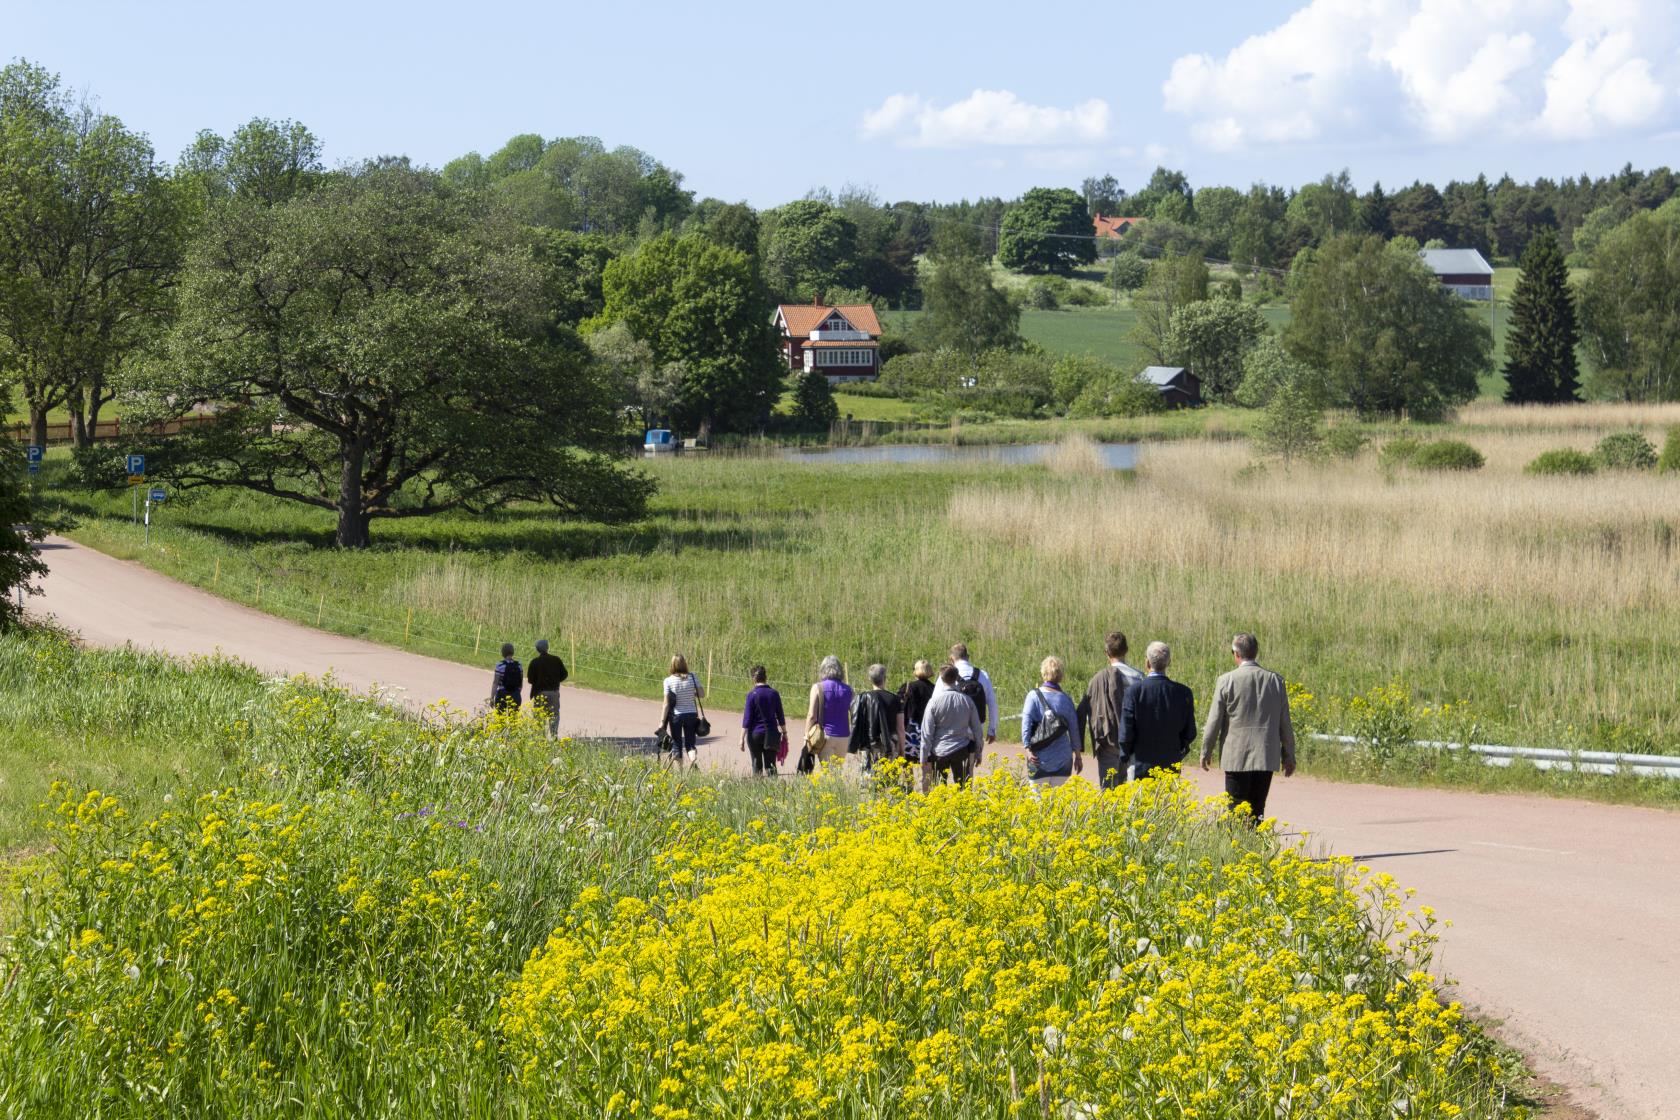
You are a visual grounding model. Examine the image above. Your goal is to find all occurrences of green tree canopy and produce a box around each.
[594,233,782,433]
[1502,228,1581,404]
[1578,208,1680,401]
[997,187,1097,275]
[760,199,860,301]
[1167,299,1268,402]
[917,234,1020,356]
[140,160,648,548]
[1284,234,1490,419]
[0,60,186,448]
[1131,253,1209,365]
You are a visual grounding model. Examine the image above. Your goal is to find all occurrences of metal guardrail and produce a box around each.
[1310,734,1680,780]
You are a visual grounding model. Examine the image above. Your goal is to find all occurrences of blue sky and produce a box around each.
[5,0,1678,206]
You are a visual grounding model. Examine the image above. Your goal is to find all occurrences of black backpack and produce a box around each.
[494,659,523,700]
[953,670,988,725]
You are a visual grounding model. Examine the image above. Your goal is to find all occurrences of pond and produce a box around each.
[776,441,1139,470]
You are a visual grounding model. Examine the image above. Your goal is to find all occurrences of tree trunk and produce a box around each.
[29,406,48,450]
[335,442,370,549]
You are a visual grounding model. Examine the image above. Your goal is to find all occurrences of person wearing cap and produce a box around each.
[528,639,570,739]
[489,643,523,715]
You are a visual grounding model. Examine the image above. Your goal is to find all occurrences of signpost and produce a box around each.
[126,454,145,522]
[26,445,42,474]
[143,486,164,545]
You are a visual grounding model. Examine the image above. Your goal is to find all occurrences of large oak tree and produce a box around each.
[140,159,649,548]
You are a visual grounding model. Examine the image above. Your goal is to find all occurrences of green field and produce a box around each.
[40,413,1680,803]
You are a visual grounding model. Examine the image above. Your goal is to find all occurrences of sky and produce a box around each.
[5,0,1679,207]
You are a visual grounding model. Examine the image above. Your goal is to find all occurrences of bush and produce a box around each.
[1525,448,1598,476]
[1025,278,1060,309]
[1408,440,1485,471]
[1659,426,1680,473]
[1063,285,1107,307]
[1592,431,1657,470]
[1106,251,1148,292]
[1378,436,1423,468]
[1320,426,1368,460]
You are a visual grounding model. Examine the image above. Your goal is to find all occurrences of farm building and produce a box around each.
[774,302,884,384]
[1093,215,1147,239]
[1140,365,1201,408]
[1418,248,1494,301]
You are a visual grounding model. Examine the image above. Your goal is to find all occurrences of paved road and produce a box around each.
[32,536,1680,1119]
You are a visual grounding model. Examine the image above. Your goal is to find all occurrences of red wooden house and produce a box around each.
[774,302,884,384]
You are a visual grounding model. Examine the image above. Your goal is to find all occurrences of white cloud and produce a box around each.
[1162,0,1678,150]
[859,90,1111,149]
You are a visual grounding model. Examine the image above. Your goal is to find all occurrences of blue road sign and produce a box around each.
[27,445,42,473]
[148,487,166,502]
[126,453,145,476]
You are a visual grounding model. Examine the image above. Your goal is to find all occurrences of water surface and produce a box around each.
[776,441,1139,470]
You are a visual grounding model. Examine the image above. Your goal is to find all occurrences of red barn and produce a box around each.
[774,302,884,384]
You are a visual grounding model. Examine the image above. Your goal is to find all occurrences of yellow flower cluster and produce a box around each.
[502,773,1520,1119]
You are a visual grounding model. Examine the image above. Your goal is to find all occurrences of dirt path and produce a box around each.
[32,535,1680,1119]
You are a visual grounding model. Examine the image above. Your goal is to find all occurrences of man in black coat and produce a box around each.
[1117,641,1196,782]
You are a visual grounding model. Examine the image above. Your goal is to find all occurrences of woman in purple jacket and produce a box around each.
[804,655,853,768]
[738,665,787,777]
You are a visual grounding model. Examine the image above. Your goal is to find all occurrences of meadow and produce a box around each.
[0,630,1529,1118]
[43,402,1680,793]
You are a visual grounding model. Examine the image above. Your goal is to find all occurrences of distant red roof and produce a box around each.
[1093,215,1146,239]
[776,303,883,338]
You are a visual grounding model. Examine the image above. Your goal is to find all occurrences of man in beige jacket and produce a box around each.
[1200,632,1296,824]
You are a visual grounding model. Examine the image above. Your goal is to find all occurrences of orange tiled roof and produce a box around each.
[1093,215,1146,238]
[777,303,883,338]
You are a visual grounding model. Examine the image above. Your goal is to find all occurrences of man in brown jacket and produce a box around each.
[1077,631,1143,789]
[1200,632,1296,824]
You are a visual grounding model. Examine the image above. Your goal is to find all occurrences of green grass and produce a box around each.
[831,391,919,421]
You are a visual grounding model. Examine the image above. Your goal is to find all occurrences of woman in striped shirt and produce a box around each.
[661,654,706,767]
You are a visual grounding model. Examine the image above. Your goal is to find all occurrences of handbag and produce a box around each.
[1027,689,1072,751]
[695,695,711,739]
[804,722,827,752]
[776,732,790,765]
[796,744,815,774]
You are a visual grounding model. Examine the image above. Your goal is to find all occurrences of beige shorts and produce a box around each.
[816,734,850,766]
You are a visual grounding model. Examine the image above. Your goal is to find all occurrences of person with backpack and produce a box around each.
[922,664,984,787]
[738,665,787,777]
[527,639,569,739]
[947,642,997,769]
[849,664,904,772]
[804,655,854,769]
[1021,656,1082,786]
[660,654,706,768]
[898,660,937,791]
[488,643,523,716]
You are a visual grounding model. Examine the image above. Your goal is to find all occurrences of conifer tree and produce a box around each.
[1503,228,1581,403]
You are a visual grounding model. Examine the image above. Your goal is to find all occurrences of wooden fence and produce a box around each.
[4,413,218,445]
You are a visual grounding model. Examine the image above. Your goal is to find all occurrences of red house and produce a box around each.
[774,302,884,384]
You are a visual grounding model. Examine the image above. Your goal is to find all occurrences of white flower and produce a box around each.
[1183,933,1204,950]
[123,964,140,982]
[531,802,549,815]
[1042,1025,1062,1053]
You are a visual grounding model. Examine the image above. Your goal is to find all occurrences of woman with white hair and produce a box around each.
[804,655,854,768]
[1021,655,1082,787]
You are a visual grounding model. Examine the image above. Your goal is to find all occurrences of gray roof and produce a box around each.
[1139,365,1187,386]
[1418,248,1493,277]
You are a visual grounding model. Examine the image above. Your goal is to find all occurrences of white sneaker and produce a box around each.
[686,749,698,767]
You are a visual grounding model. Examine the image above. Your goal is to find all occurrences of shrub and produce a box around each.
[1525,448,1597,476]
[1106,251,1147,292]
[1063,285,1107,307]
[1320,426,1368,460]
[1592,431,1657,470]
[1408,440,1485,471]
[1659,426,1680,473]
[1025,278,1060,309]
[1378,436,1423,468]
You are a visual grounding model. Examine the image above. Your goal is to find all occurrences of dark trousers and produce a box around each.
[933,746,973,786]
[1128,760,1180,783]
[1224,770,1275,823]
[669,711,699,756]
[1094,748,1125,790]
[747,728,778,776]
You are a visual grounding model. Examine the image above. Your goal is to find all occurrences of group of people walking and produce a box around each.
[653,631,1299,823]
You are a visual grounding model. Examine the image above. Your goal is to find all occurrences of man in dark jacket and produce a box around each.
[1077,631,1143,789]
[850,663,904,772]
[528,638,570,739]
[1118,641,1196,782]
[489,643,524,716]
